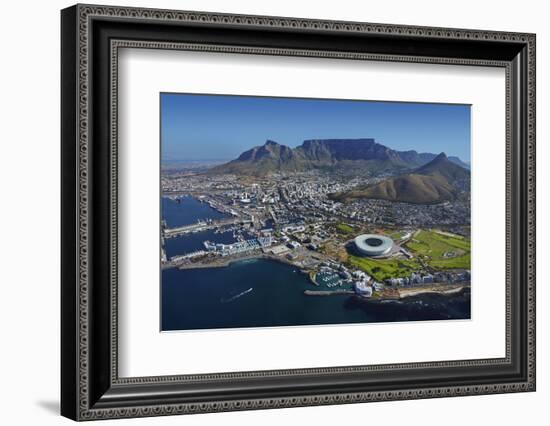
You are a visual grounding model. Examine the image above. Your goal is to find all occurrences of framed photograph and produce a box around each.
[61,4,536,421]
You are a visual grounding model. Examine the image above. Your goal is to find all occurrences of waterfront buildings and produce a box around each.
[161,168,471,295]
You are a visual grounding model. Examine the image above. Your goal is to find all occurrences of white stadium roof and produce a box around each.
[353,234,394,257]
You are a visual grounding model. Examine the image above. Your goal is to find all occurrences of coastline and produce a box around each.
[168,252,470,303]
[304,283,470,300]
[398,283,469,299]
[175,253,297,270]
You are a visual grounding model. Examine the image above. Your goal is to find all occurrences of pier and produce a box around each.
[304,289,355,296]
[164,217,253,238]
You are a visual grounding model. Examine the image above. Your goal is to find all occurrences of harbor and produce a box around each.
[160,179,471,331]
[162,257,471,331]
[161,194,471,302]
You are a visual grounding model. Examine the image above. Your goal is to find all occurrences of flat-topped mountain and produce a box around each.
[297,138,400,163]
[208,139,469,176]
[331,152,470,204]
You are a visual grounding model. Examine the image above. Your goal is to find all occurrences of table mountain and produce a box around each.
[208,139,468,176]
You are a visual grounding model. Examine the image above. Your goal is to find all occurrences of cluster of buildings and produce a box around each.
[162,169,471,298]
[162,167,470,233]
[335,198,471,227]
[347,267,471,299]
[203,236,273,257]
[384,270,471,287]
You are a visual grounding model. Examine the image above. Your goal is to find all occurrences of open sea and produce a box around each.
[161,196,471,331]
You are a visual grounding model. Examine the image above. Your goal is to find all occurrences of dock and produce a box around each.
[304,289,354,296]
[164,217,253,238]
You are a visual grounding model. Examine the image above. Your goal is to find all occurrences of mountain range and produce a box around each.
[208,138,469,176]
[331,152,470,204]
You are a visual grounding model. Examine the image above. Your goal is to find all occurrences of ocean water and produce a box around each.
[162,196,229,228]
[164,230,236,258]
[161,196,471,331]
[162,258,470,331]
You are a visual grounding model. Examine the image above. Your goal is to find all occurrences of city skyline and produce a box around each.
[161,93,471,163]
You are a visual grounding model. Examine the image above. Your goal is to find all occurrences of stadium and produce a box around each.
[353,234,394,257]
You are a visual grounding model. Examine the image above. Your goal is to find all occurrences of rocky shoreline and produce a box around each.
[304,283,469,300]
[398,283,469,299]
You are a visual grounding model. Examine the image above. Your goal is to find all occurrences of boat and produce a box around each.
[221,288,253,303]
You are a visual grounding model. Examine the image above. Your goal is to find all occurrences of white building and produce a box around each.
[354,281,373,297]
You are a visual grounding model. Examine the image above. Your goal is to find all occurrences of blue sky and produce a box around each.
[161,93,471,163]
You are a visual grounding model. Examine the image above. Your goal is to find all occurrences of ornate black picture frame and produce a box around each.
[61,4,536,421]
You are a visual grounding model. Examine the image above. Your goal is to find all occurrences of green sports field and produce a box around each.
[336,223,354,234]
[346,229,470,280]
[406,230,470,270]
[348,255,423,282]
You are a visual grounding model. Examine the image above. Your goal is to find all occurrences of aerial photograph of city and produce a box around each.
[160,93,472,331]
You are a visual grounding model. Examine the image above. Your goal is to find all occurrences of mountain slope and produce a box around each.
[332,153,470,204]
[415,152,470,182]
[340,174,455,204]
[448,156,470,169]
[208,139,469,176]
[210,140,307,175]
